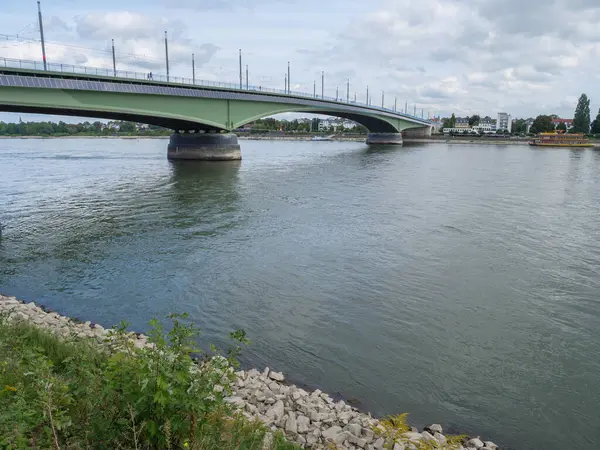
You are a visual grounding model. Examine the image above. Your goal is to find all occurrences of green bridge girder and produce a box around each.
[0,67,432,134]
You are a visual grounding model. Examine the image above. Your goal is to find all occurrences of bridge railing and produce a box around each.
[0,57,431,124]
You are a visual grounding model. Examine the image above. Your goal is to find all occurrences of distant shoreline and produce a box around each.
[2,134,599,147]
[0,135,169,139]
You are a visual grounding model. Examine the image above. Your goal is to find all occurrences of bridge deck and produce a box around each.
[0,57,431,127]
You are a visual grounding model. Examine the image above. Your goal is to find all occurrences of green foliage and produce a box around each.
[373,413,467,450]
[512,118,529,134]
[468,115,480,126]
[590,109,600,134]
[0,120,170,137]
[555,122,567,132]
[572,93,591,133]
[530,115,555,134]
[0,315,296,450]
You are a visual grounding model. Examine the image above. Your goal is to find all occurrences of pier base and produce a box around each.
[366,133,403,145]
[167,132,242,161]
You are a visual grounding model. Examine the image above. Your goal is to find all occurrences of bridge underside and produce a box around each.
[0,104,209,131]
[0,104,421,134]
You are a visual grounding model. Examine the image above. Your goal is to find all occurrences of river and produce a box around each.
[1,139,599,449]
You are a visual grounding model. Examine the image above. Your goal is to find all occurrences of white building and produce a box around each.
[473,118,496,133]
[317,118,357,131]
[497,113,512,132]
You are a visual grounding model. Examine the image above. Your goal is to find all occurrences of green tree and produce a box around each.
[468,115,480,126]
[572,93,591,133]
[590,108,600,134]
[118,121,136,133]
[512,119,527,134]
[529,115,555,134]
[555,122,567,132]
[449,113,456,128]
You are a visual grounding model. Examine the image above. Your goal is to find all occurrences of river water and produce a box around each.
[1,139,599,449]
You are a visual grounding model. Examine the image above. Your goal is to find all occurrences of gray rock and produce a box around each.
[373,438,385,449]
[467,438,485,449]
[335,400,346,411]
[247,368,261,378]
[402,432,423,442]
[276,414,288,429]
[297,414,310,433]
[310,409,323,422]
[345,423,362,436]
[306,433,318,446]
[348,433,368,448]
[285,412,297,434]
[426,424,443,434]
[268,371,285,382]
[484,442,498,450]
[225,396,245,407]
[295,434,306,445]
[266,400,285,421]
[422,431,436,442]
[262,367,270,378]
[322,425,343,441]
[434,432,447,444]
[393,443,406,450]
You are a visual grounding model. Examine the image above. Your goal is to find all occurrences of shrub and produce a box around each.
[0,313,297,449]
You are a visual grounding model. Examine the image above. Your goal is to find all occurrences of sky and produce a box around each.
[1,0,600,123]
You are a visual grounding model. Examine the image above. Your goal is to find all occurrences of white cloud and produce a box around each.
[1,0,600,121]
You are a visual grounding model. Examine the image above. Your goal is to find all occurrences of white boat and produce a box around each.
[311,135,334,141]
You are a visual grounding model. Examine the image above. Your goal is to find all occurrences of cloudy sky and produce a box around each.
[1,0,600,122]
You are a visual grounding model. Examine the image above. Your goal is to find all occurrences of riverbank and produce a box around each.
[0,294,499,450]
[0,135,169,139]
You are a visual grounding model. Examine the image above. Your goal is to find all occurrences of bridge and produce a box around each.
[0,57,432,160]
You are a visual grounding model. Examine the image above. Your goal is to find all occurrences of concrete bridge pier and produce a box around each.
[366,133,403,145]
[167,132,242,161]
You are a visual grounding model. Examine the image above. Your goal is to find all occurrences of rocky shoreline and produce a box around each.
[0,294,500,450]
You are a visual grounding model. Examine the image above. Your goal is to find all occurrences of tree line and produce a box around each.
[0,120,171,137]
[0,118,368,136]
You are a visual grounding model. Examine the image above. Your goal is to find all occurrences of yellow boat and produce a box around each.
[529,132,594,148]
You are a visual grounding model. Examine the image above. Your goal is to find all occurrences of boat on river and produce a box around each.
[311,135,334,141]
[528,132,594,148]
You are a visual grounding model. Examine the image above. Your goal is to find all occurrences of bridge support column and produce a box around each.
[167,132,242,161]
[366,133,403,145]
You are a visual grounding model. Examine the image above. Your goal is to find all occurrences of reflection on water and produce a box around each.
[1,139,600,450]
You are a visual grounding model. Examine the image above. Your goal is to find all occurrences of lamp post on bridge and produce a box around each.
[192,53,195,84]
[336,86,338,101]
[366,86,369,106]
[284,73,287,93]
[287,61,290,94]
[37,1,47,71]
[314,80,316,98]
[321,71,324,99]
[246,65,249,89]
[239,49,243,89]
[112,39,117,77]
[405,100,408,114]
[346,79,350,103]
[164,31,170,82]
[382,91,384,108]
[394,97,397,112]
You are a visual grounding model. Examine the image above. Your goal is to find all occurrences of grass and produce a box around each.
[0,314,300,450]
